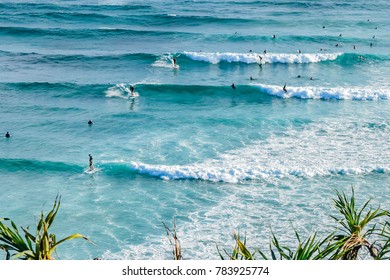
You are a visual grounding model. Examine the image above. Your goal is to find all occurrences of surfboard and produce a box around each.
[84,168,100,174]
[128,92,139,99]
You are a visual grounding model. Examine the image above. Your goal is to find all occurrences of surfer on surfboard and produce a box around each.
[173,57,180,69]
[89,154,94,171]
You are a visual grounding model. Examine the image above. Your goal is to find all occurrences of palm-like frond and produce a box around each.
[0,196,89,260]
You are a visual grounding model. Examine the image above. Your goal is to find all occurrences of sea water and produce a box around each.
[0,0,389,260]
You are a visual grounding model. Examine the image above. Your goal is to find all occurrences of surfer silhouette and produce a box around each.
[88,120,93,125]
[231,83,236,89]
[129,85,135,96]
[283,83,287,93]
[5,132,11,138]
[89,154,94,171]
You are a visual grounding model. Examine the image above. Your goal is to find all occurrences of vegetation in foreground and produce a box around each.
[0,196,89,260]
[1,188,389,260]
[218,188,390,260]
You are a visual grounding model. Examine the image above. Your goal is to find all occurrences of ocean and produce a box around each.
[0,0,389,260]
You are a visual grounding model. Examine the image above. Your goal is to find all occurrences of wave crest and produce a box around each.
[255,84,390,100]
[183,51,342,64]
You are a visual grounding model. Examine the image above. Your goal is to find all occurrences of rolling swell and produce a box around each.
[0,158,82,173]
[3,81,390,102]
[0,158,138,177]
[0,26,196,40]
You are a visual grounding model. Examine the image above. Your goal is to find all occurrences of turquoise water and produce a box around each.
[1,0,390,259]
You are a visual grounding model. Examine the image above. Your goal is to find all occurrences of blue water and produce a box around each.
[1,0,389,260]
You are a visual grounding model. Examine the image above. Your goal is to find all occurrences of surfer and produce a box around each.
[283,83,287,93]
[130,85,135,96]
[231,83,236,89]
[89,154,94,171]
[5,132,11,138]
[88,120,93,125]
[173,58,177,67]
[258,55,263,67]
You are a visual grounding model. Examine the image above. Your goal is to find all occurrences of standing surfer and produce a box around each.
[283,83,287,93]
[89,154,94,171]
[130,85,135,96]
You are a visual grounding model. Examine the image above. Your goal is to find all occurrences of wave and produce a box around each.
[0,50,158,64]
[129,162,389,183]
[255,84,390,100]
[3,81,389,102]
[0,158,82,173]
[0,157,135,177]
[129,119,390,183]
[0,26,196,40]
[183,51,343,64]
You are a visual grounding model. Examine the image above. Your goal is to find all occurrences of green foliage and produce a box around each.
[218,231,256,260]
[221,187,389,260]
[329,188,389,260]
[258,230,338,260]
[0,196,89,260]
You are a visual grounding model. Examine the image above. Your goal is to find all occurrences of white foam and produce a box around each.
[255,84,390,100]
[183,51,342,64]
[129,120,390,183]
[105,83,140,99]
[152,54,178,69]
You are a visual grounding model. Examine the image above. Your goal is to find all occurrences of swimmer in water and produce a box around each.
[231,83,236,89]
[89,154,94,171]
[5,132,11,138]
[88,120,93,125]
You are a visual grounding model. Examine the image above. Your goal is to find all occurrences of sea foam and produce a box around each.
[129,120,390,183]
[255,84,390,100]
[183,51,342,64]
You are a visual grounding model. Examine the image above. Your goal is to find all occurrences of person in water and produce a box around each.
[5,132,11,138]
[89,154,94,171]
[231,83,236,89]
[88,120,93,125]
[283,83,287,93]
[173,58,177,66]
